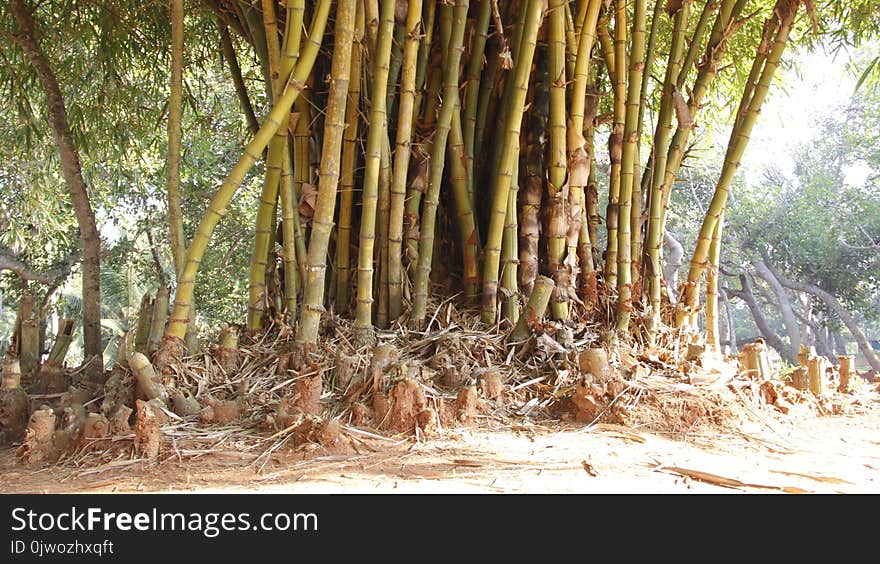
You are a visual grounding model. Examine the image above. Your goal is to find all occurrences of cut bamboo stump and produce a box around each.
[36,318,75,394]
[134,293,154,354]
[790,367,808,391]
[214,325,241,375]
[19,297,41,377]
[739,339,772,380]
[17,408,57,464]
[807,356,826,396]
[147,286,170,354]
[578,347,611,379]
[128,352,169,405]
[797,344,815,367]
[509,276,555,342]
[0,359,28,445]
[838,355,854,392]
[134,399,160,460]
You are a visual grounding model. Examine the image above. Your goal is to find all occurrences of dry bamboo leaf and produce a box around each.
[299,183,317,221]
[394,0,408,23]
[499,48,513,70]
[664,0,684,15]
[592,423,647,443]
[581,460,599,476]
[287,112,301,136]
[769,470,853,485]
[658,465,809,493]
[409,159,429,193]
[568,147,590,187]
[672,89,693,129]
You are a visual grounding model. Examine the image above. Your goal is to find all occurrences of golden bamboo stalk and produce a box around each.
[480,0,544,324]
[388,0,423,320]
[296,0,358,348]
[162,0,331,346]
[410,0,471,326]
[355,0,396,338]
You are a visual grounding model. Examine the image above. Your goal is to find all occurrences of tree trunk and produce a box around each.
[662,230,683,303]
[752,258,799,357]
[720,288,737,354]
[10,0,102,374]
[833,332,848,357]
[768,265,880,373]
[726,275,797,365]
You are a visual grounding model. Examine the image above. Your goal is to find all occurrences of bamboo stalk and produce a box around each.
[479,0,544,324]
[247,0,295,330]
[678,0,718,89]
[520,144,542,296]
[448,97,481,299]
[47,318,75,366]
[680,0,800,326]
[646,0,743,338]
[462,0,493,202]
[167,0,186,278]
[603,0,627,289]
[281,0,306,73]
[388,0,423,321]
[376,130,393,328]
[656,0,746,232]
[596,8,616,86]
[413,0,436,117]
[148,285,170,354]
[335,0,365,312]
[296,0,358,348]
[472,40,500,191]
[387,24,406,115]
[134,293,153,354]
[291,93,311,285]
[487,0,530,186]
[569,0,601,301]
[509,276,555,342]
[500,163,520,323]
[410,0,471,326]
[547,0,570,321]
[163,0,331,345]
[705,211,723,347]
[355,0,395,338]
[279,139,299,322]
[404,46,442,275]
[614,0,647,333]
[218,20,260,137]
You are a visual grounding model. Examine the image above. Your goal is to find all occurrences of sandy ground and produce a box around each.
[1,397,878,494]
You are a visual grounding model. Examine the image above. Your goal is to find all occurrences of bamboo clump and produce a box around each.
[137,0,809,378]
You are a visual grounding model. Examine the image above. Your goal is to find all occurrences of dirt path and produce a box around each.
[2,399,878,494]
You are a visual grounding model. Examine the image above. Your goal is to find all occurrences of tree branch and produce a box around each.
[761,257,880,373]
[0,248,78,284]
